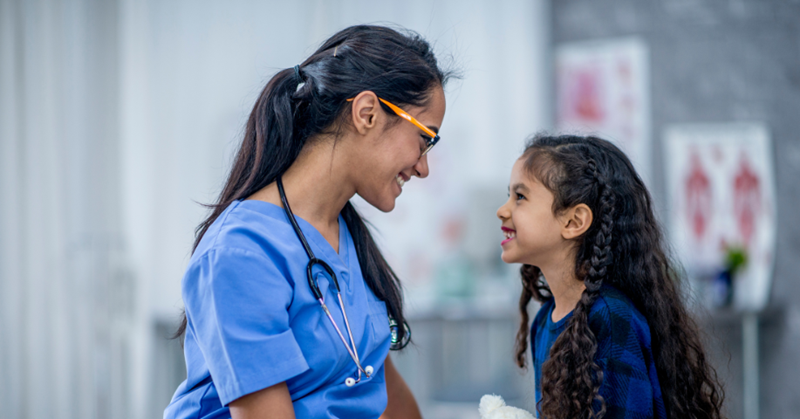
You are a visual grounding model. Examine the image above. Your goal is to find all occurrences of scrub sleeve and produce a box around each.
[184,247,310,406]
[165,200,391,419]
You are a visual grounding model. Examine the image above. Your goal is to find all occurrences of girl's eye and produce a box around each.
[515,193,526,201]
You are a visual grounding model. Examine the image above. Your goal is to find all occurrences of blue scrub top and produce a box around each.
[164,200,391,419]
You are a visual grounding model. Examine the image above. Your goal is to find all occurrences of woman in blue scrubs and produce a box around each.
[164,25,452,419]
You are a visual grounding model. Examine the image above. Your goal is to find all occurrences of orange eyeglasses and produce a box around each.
[347,96,440,156]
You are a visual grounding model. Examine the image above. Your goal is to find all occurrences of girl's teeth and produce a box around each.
[396,175,405,187]
[504,231,516,239]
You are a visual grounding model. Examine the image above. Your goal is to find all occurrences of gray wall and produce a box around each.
[551,1,800,418]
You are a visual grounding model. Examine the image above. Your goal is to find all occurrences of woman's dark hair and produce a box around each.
[513,135,725,419]
[174,25,454,346]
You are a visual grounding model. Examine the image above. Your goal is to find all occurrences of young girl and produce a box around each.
[496,135,725,419]
[165,25,451,419]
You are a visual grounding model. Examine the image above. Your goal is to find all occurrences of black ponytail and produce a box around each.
[174,25,455,344]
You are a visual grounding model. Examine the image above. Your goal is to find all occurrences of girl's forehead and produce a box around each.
[511,158,542,185]
[511,157,528,175]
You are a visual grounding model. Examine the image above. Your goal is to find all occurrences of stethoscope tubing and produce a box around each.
[277,177,372,385]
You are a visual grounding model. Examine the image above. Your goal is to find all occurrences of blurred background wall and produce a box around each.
[551,1,800,418]
[2,0,800,419]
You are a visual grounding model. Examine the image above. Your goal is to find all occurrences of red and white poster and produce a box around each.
[664,123,776,311]
[556,38,651,185]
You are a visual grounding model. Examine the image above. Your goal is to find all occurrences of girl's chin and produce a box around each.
[500,250,518,264]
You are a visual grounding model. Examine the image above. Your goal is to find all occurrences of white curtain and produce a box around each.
[0,0,134,418]
[0,1,550,418]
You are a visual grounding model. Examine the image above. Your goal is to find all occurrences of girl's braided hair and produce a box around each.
[514,134,725,419]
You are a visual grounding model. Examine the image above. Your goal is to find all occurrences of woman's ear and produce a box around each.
[561,204,593,240]
[349,91,380,134]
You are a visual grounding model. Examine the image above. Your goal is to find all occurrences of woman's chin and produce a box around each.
[361,194,396,213]
[377,201,396,212]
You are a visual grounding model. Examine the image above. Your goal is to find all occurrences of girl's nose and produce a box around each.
[497,201,510,220]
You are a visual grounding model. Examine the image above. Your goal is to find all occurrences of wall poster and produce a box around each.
[664,123,776,312]
[556,37,652,184]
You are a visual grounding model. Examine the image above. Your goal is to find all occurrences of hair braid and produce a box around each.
[586,159,615,290]
[540,159,615,419]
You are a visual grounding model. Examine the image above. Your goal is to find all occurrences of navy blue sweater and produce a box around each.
[531,285,667,419]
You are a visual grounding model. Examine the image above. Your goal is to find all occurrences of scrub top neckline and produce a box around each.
[236,199,352,273]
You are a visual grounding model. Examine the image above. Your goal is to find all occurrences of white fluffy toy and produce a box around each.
[478,394,535,419]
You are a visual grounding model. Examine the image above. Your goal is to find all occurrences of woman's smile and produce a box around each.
[396,173,409,189]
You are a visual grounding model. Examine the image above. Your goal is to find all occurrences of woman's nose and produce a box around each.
[413,154,429,178]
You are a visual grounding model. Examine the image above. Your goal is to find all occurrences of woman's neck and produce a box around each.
[248,138,354,252]
[538,249,586,323]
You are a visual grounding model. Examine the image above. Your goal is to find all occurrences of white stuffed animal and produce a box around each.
[478,394,535,419]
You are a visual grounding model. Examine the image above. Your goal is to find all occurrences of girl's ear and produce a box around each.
[561,204,593,240]
[349,91,380,134]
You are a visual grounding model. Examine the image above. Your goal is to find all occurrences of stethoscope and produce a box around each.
[278,177,373,387]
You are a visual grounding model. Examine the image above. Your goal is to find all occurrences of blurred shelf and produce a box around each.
[407,302,518,322]
[422,401,481,419]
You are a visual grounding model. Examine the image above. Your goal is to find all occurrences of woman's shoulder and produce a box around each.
[192,200,296,263]
[181,201,306,293]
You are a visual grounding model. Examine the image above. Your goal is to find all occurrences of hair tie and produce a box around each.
[293,65,306,92]
[293,65,302,83]
[333,45,339,57]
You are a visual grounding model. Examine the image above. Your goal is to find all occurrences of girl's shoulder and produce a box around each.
[592,284,635,311]
[591,285,645,318]
[589,284,652,348]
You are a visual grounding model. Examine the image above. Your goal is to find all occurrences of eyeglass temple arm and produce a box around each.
[377,98,439,139]
[345,97,439,139]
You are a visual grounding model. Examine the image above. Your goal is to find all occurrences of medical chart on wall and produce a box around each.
[664,123,776,312]
[556,38,652,185]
